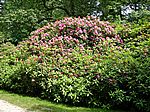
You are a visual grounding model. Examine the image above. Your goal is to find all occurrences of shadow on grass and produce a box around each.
[27,105,108,112]
[27,105,53,112]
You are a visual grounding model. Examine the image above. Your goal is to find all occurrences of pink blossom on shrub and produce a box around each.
[28,16,123,53]
[41,33,49,37]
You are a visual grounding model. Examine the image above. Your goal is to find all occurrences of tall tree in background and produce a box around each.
[0,0,149,44]
[3,0,150,21]
[98,0,150,20]
[0,0,99,44]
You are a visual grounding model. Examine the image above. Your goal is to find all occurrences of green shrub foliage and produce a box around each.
[0,9,39,44]
[0,17,150,112]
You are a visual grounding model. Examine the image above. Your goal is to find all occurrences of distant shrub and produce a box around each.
[0,9,39,45]
[0,32,6,44]
[128,10,150,23]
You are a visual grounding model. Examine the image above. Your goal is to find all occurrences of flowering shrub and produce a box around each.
[1,18,149,111]
[29,16,123,54]
[1,41,149,112]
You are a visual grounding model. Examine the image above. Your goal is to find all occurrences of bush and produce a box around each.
[100,45,150,111]
[115,21,150,49]
[0,42,42,95]
[0,17,149,111]
[1,41,149,111]
[127,10,150,23]
[0,32,6,44]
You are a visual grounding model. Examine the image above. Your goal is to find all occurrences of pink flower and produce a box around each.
[88,23,92,27]
[100,37,105,41]
[34,43,39,46]
[115,35,119,39]
[83,29,87,33]
[42,43,48,47]
[81,21,85,26]
[73,38,79,44]
[94,26,98,29]
[48,40,54,45]
[59,23,65,27]
[41,33,49,37]
[64,36,69,40]
[78,29,83,34]
[94,30,98,35]
[59,23,66,30]
[106,37,110,40]
[43,25,50,29]
[81,35,87,40]
[117,46,121,49]
[79,44,84,49]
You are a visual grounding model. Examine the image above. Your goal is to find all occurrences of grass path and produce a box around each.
[0,90,125,112]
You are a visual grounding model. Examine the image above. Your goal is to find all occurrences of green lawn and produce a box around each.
[0,90,126,112]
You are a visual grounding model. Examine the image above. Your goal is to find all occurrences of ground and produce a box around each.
[0,100,26,112]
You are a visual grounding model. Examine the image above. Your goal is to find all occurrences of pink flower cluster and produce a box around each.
[29,16,123,51]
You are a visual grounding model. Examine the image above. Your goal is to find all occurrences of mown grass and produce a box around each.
[0,90,126,112]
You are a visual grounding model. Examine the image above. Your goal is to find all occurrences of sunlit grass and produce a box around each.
[0,90,125,112]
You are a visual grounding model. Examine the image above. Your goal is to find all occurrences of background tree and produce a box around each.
[0,0,149,44]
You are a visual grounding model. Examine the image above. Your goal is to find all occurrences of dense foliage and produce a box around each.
[0,0,149,45]
[0,1,150,112]
[0,16,150,112]
[0,9,40,44]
